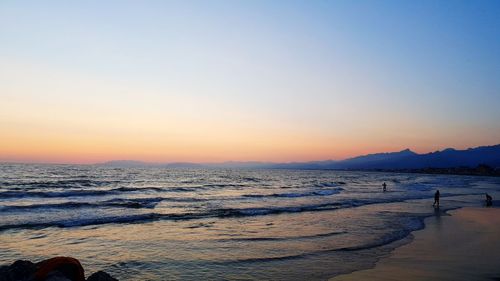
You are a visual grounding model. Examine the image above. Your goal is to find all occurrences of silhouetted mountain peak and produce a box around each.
[399,148,416,155]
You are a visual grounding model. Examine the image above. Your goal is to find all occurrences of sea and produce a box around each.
[1,164,499,280]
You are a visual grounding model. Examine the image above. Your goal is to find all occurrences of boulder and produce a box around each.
[0,258,118,281]
[86,271,118,281]
[0,260,37,281]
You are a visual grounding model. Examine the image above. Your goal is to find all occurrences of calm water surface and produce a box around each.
[1,164,499,280]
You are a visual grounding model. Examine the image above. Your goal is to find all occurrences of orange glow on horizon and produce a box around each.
[1,128,496,165]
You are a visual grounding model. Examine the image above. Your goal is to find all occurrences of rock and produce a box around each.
[44,271,73,281]
[0,260,37,281]
[86,271,118,281]
[0,258,118,281]
[35,257,85,281]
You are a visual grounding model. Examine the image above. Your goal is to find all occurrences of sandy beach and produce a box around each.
[330,207,500,281]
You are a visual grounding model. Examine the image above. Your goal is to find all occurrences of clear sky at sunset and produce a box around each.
[1,0,499,164]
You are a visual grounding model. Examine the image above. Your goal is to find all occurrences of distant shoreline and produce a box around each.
[357,165,500,177]
[270,166,500,177]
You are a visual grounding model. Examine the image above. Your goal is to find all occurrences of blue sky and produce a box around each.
[1,0,499,163]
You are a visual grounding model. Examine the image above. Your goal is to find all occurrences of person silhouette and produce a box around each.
[433,190,440,207]
[486,193,493,207]
[382,182,387,192]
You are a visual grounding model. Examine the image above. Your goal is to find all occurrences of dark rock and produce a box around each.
[35,257,85,281]
[0,258,118,281]
[86,271,118,281]
[0,260,37,281]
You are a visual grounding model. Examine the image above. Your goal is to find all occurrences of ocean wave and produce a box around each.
[241,177,261,182]
[243,188,343,199]
[0,195,460,231]
[165,187,200,192]
[0,185,179,199]
[203,195,449,219]
[0,189,112,199]
[0,197,164,211]
[314,182,341,188]
[0,213,163,231]
[202,183,247,188]
[0,179,115,189]
[111,187,164,192]
[111,186,210,193]
[335,229,419,252]
[59,213,162,227]
[218,217,428,264]
[217,231,346,242]
[0,202,346,231]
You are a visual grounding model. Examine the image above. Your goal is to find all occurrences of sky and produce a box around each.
[1,0,499,164]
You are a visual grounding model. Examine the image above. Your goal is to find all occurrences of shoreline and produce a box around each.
[329,207,500,281]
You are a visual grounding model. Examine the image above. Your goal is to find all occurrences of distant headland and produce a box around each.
[101,144,500,176]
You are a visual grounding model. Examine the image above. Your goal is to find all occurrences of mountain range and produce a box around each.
[102,144,500,170]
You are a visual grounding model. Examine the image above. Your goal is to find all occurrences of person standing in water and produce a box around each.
[433,190,440,207]
[486,193,493,206]
[382,182,387,192]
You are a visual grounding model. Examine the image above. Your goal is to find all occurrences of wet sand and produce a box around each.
[330,207,500,281]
